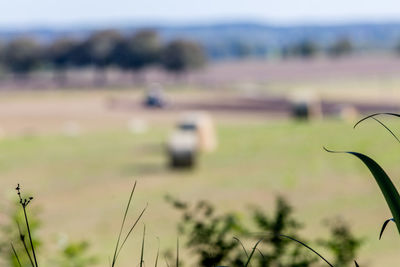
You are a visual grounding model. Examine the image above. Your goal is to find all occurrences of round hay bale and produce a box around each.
[178,112,217,152]
[338,105,359,123]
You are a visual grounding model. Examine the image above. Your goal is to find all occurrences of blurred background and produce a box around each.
[1,1,400,266]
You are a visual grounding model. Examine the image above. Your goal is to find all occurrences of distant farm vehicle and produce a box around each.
[167,112,217,168]
[143,83,166,108]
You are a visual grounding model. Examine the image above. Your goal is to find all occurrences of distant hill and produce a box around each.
[1,22,400,59]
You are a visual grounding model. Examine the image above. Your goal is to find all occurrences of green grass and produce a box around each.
[1,118,400,266]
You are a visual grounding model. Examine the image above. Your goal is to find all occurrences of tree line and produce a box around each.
[0,29,207,79]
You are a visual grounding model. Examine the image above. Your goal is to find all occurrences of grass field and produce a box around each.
[0,81,400,266]
[1,113,400,266]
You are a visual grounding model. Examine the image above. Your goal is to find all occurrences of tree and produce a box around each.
[87,30,122,68]
[85,30,123,85]
[292,40,319,58]
[329,38,353,57]
[0,41,5,75]
[47,37,78,84]
[113,30,162,74]
[3,37,42,77]
[161,39,206,74]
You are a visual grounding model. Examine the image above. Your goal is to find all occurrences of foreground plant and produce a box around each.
[283,112,400,266]
[12,184,38,267]
[168,196,361,266]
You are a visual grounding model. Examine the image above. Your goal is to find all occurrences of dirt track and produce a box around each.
[110,95,400,117]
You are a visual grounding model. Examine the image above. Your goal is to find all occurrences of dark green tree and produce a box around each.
[292,40,319,58]
[3,37,42,78]
[329,38,353,57]
[113,30,162,79]
[86,29,123,85]
[47,37,78,85]
[161,39,206,74]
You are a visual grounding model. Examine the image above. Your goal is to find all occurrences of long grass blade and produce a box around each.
[354,260,359,266]
[379,218,395,240]
[280,235,334,267]
[140,225,146,267]
[244,238,263,267]
[353,113,400,129]
[116,204,148,258]
[325,147,400,235]
[10,243,22,267]
[233,237,249,258]
[371,117,400,143]
[111,181,137,267]
[256,248,265,261]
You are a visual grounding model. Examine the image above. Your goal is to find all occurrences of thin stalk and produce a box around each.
[17,221,34,267]
[111,182,137,267]
[244,238,263,267]
[233,237,249,258]
[140,225,146,267]
[22,206,38,267]
[116,204,147,258]
[280,235,334,267]
[10,243,22,267]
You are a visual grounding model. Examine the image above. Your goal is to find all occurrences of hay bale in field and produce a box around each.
[288,90,322,120]
[338,104,359,123]
[177,112,217,152]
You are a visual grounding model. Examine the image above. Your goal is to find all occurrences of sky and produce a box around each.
[1,0,400,28]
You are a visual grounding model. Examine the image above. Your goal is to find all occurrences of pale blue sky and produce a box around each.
[1,0,400,28]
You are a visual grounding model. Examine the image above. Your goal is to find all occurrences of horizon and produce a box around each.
[2,0,400,30]
[3,18,400,31]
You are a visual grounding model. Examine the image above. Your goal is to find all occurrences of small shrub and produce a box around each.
[167,195,361,266]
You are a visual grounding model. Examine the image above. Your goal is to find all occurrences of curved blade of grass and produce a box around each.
[354,113,400,129]
[233,237,249,258]
[256,248,265,260]
[371,117,400,143]
[325,147,400,235]
[280,235,334,267]
[111,181,137,267]
[11,243,22,267]
[379,218,395,240]
[244,238,263,267]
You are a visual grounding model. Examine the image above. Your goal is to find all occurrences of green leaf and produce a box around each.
[325,148,400,235]
[379,218,394,240]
